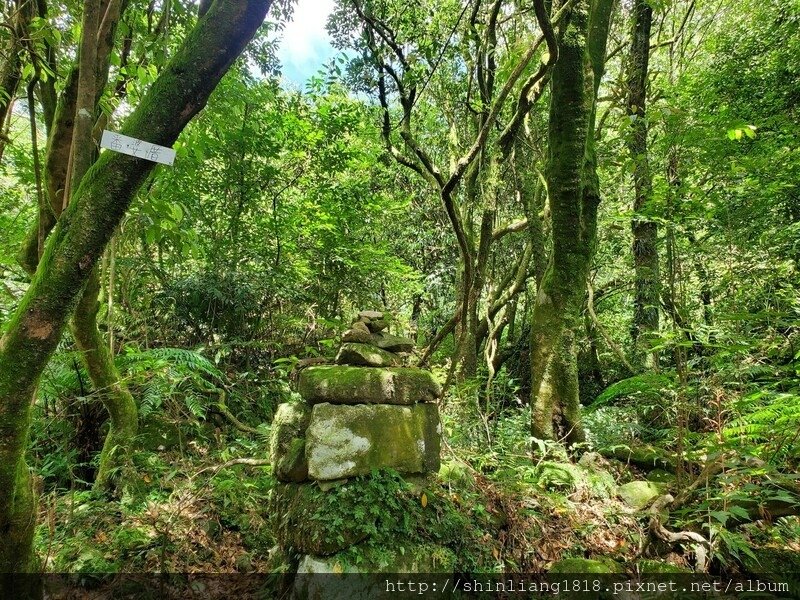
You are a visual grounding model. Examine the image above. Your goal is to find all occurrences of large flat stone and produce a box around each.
[269,401,311,482]
[335,343,401,367]
[371,332,414,353]
[306,403,441,480]
[298,366,441,405]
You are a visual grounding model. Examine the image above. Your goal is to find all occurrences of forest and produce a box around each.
[0,0,798,596]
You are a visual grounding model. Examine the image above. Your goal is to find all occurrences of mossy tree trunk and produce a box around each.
[0,0,273,573]
[626,0,659,368]
[530,0,613,444]
[72,269,139,491]
[18,0,136,494]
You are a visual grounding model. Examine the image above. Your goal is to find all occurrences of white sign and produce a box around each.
[100,130,176,166]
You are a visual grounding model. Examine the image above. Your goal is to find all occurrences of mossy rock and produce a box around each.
[617,480,664,510]
[268,482,371,556]
[295,544,455,600]
[297,543,456,574]
[298,366,441,406]
[533,461,616,498]
[439,460,474,487]
[270,400,311,482]
[370,332,415,353]
[587,469,617,499]
[549,557,623,573]
[305,403,441,480]
[335,343,401,367]
[534,461,583,492]
[342,321,373,344]
[646,469,676,484]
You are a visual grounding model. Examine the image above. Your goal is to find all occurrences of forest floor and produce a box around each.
[33,394,800,588]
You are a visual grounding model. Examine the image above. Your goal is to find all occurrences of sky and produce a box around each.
[276,0,338,86]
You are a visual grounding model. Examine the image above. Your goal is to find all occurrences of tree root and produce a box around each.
[638,493,710,572]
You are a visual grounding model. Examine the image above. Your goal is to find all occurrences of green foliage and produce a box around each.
[726,390,800,464]
[591,373,674,409]
[118,346,224,420]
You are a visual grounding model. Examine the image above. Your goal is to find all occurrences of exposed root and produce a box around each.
[638,493,710,572]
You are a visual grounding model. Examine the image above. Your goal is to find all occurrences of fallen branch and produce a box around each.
[215,391,264,436]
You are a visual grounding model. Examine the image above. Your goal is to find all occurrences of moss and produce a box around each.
[533,460,615,498]
[299,543,456,574]
[742,547,800,575]
[72,268,138,494]
[335,343,401,367]
[270,400,311,482]
[269,481,375,555]
[617,480,664,510]
[646,469,675,484]
[298,365,441,405]
[305,403,441,480]
[271,471,479,568]
[550,557,623,573]
[638,559,691,573]
[535,461,584,492]
[0,461,39,573]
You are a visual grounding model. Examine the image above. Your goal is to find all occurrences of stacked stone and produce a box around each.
[269,310,443,563]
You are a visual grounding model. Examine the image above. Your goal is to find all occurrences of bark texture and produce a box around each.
[0,0,35,162]
[626,0,659,366]
[530,0,613,444]
[71,269,138,491]
[0,0,273,574]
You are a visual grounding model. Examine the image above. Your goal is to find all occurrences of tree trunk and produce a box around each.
[626,0,660,368]
[71,268,138,492]
[530,0,613,445]
[0,0,36,162]
[0,0,273,574]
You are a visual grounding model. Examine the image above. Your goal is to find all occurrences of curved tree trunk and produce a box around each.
[71,268,138,491]
[530,0,613,445]
[0,0,273,574]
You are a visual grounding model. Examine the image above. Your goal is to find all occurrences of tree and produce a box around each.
[530,0,614,443]
[336,0,561,380]
[626,0,659,368]
[0,0,274,574]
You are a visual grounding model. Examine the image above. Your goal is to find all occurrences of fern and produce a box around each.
[116,347,224,421]
[725,391,800,462]
[589,372,675,409]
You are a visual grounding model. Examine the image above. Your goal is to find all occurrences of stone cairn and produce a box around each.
[269,310,443,568]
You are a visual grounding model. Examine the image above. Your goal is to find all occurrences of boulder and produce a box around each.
[365,318,388,333]
[371,332,415,353]
[296,544,455,574]
[646,469,675,484]
[305,403,441,480]
[357,310,384,320]
[298,366,441,406]
[270,401,311,482]
[617,480,664,510]
[342,322,373,344]
[335,343,401,367]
